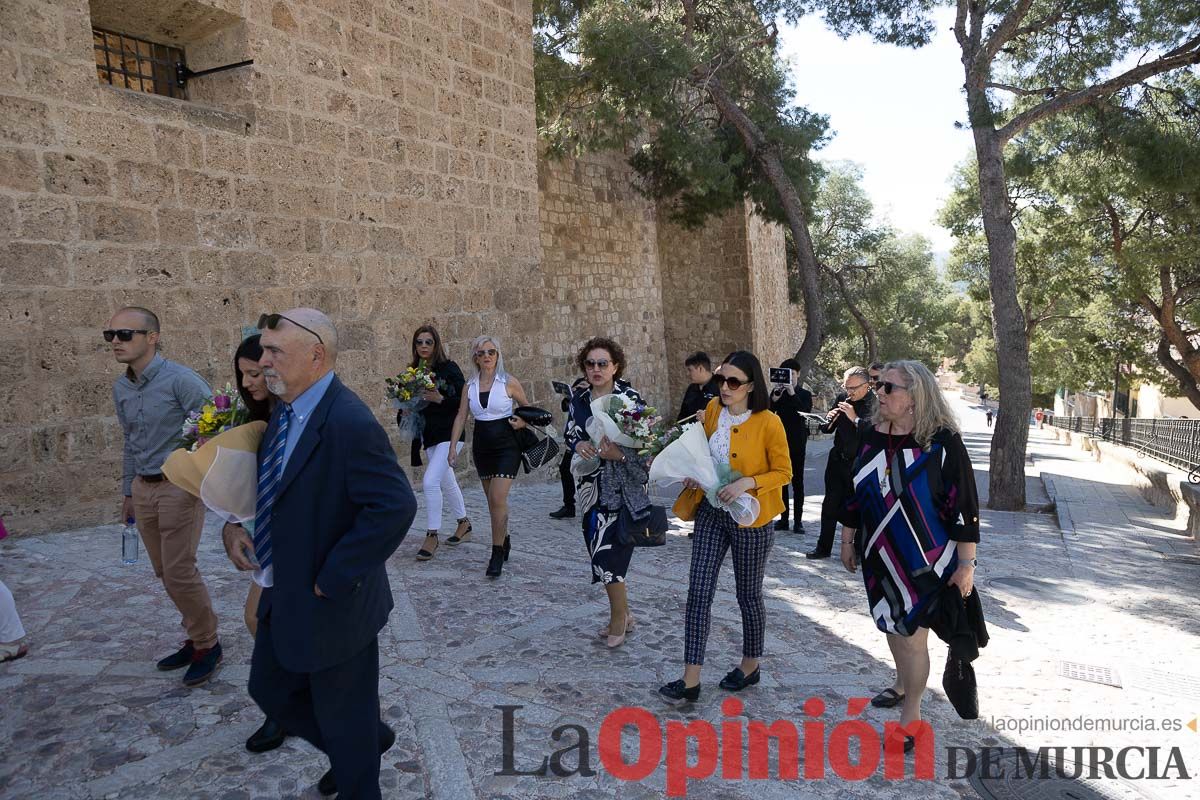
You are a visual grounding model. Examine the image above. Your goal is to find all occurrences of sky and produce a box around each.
[778,8,972,254]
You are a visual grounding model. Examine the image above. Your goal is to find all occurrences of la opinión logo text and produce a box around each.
[497,698,936,796]
[497,703,1193,796]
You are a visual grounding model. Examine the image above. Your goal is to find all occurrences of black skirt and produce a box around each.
[473,418,521,480]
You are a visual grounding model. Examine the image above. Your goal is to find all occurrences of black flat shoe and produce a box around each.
[245,717,287,753]
[805,549,831,559]
[774,519,790,531]
[549,506,575,519]
[318,724,395,796]
[718,667,760,692]
[659,679,700,705]
[156,640,195,671]
[870,687,905,708]
[486,545,504,577]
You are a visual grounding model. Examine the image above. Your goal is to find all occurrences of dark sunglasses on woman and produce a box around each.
[881,381,909,394]
[712,374,748,390]
[475,348,498,357]
[102,329,149,342]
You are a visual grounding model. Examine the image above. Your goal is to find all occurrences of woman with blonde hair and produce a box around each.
[838,360,981,750]
[448,335,530,578]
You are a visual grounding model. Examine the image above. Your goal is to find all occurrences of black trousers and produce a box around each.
[816,455,853,555]
[249,619,387,800]
[558,450,575,510]
[778,434,807,524]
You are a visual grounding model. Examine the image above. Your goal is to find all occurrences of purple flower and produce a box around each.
[214,394,231,411]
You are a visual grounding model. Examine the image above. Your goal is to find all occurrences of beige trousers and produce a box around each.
[131,477,218,649]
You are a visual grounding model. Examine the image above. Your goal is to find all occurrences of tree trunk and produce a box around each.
[703,79,825,382]
[970,122,1031,510]
[1153,336,1200,411]
[829,268,878,365]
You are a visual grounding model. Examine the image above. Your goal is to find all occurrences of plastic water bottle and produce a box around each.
[122,518,139,565]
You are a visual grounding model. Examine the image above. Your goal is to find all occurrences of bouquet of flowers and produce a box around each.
[179,385,249,452]
[607,398,687,458]
[648,422,760,525]
[386,363,437,440]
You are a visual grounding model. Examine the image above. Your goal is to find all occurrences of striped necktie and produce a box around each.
[253,405,291,571]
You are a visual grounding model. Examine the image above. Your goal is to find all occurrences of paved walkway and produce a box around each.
[2,394,1198,799]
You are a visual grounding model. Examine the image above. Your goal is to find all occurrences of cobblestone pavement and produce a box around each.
[2,394,1199,799]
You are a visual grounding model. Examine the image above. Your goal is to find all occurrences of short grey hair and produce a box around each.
[843,366,869,382]
[280,307,338,362]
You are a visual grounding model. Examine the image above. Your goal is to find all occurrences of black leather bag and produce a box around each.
[616,505,668,547]
[514,405,554,427]
[517,426,560,473]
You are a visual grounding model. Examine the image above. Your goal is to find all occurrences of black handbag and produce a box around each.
[518,426,561,473]
[514,405,554,427]
[616,505,668,547]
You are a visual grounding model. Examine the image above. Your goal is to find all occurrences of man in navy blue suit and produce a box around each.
[222,307,415,799]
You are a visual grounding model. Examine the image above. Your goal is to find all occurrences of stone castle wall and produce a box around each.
[0,0,802,533]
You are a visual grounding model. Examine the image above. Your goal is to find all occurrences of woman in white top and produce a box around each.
[449,335,530,578]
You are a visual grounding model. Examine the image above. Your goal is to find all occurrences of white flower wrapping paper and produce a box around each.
[648,423,760,525]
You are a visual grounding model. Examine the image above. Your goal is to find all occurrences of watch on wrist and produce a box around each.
[965,557,977,567]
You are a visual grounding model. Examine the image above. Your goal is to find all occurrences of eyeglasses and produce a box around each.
[415,338,435,346]
[713,374,748,390]
[843,382,868,392]
[258,313,323,345]
[881,381,909,395]
[103,329,149,342]
[475,348,498,358]
[584,359,611,369]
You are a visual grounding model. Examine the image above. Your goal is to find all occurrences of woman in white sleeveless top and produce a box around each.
[449,335,530,578]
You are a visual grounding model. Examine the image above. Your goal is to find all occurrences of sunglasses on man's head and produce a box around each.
[584,359,611,369]
[881,381,909,395]
[713,374,748,390]
[258,313,323,344]
[103,329,149,342]
[475,348,498,358]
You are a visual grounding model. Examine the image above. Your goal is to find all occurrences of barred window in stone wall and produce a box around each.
[93,28,185,100]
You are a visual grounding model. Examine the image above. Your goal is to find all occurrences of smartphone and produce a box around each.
[551,380,571,396]
[768,367,793,385]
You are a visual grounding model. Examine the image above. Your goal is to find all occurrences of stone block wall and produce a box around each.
[536,149,669,409]
[0,0,802,533]
[0,0,542,533]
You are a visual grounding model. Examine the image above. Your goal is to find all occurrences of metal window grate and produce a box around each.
[93,27,184,99]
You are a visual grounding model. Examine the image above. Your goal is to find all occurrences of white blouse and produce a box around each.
[468,374,514,421]
[709,407,751,465]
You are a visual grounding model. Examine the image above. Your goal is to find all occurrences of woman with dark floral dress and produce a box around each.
[565,337,651,648]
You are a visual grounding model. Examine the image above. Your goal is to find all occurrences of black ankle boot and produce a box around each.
[502,535,510,561]
[486,545,504,577]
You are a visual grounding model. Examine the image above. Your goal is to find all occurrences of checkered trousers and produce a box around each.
[684,500,776,665]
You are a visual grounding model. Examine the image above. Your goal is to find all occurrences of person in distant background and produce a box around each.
[770,358,812,534]
[677,351,720,422]
[550,376,590,520]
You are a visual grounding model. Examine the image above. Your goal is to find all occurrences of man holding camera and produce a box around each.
[769,359,812,534]
[808,366,877,559]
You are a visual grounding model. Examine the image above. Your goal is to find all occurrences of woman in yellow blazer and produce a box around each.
[659,350,792,704]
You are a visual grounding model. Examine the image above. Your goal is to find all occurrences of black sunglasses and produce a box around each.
[103,329,149,342]
[415,337,435,346]
[881,381,909,394]
[258,313,323,344]
[584,359,611,369]
[713,374,749,390]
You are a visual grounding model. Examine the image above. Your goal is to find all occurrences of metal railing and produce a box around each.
[1044,414,1200,481]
